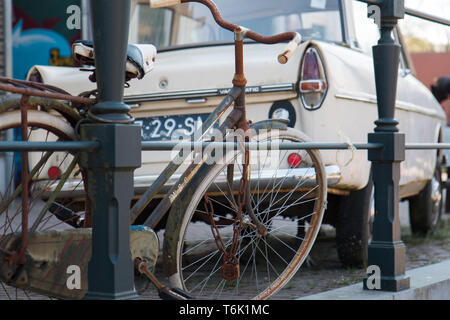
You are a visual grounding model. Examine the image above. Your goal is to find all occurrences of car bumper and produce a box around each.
[37,164,341,200]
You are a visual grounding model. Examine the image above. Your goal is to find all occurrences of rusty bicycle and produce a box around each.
[0,0,327,300]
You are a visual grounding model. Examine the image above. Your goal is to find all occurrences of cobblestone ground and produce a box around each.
[2,210,449,300]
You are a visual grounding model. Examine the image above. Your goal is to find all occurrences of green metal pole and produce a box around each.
[81,0,141,300]
[364,0,410,292]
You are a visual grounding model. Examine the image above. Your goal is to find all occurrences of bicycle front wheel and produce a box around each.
[163,127,327,299]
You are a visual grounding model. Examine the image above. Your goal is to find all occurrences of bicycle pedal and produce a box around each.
[170,287,196,300]
[159,287,195,300]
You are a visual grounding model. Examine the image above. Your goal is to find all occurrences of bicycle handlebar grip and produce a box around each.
[277,34,302,64]
[150,0,181,8]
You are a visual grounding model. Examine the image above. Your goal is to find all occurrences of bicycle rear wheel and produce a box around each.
[163,127,327,299]
[0,110,87,299]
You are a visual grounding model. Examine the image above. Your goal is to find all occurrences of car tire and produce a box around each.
[409,161,443,235]
[335,175,373,268]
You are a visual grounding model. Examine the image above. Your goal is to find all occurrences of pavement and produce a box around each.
[299,259,450,300]
[297,205,450,300]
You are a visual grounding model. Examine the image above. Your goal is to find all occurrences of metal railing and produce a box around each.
[4,140,450,152]
[357,0,450,26]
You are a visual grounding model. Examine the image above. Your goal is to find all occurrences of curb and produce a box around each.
[298,259,450,300]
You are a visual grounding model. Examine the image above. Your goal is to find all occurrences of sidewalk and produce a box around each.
[299,259,450,300]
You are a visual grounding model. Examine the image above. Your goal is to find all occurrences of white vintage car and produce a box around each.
[27,0,446,267]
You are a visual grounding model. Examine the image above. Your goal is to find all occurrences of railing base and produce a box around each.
[364,240,410,292]
[83,290,140,300]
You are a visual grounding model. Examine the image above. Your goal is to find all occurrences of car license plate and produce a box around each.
[135,114,211,141]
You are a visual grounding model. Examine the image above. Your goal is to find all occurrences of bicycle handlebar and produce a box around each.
[151,0,181,8]
[277,34,302,64]
[149,0,302,64]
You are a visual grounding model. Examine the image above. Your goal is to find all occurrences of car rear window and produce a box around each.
[133,0,344,50]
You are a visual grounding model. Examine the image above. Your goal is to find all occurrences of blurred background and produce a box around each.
[400,0,450,123]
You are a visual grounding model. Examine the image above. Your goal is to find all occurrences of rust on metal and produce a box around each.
[0,95,83,127]
[1,77,71,95]
[135,257,164,291]
[204,193,240,281]
[221,261,240,281]
[203,133,251,282]
[17,95,30,266]
[232,36,247,87]
[0,77,96,105]
[222,108,244,132]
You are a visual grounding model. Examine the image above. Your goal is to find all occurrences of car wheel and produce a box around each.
[335,175,373,268]
[409,161,443,235]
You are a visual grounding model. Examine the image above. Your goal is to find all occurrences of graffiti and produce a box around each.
[50,48,75,67]
[12,0,81,79]
[10,1,81,186]
[13,20,73,78]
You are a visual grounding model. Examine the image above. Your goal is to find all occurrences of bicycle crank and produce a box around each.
[135,258,195,300]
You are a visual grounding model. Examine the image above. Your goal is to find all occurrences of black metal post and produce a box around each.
[364,0,410,291]
[80,0,141,299]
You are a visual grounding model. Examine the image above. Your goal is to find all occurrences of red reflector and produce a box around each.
[48,166,61,180]
[288,153,302,168]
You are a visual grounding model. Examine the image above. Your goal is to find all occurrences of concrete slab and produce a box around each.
[299,259,450,300]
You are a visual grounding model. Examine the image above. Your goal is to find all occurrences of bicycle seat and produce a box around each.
[72,40,157,80]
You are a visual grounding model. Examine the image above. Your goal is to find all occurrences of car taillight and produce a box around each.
[27,68,43,83]
[299,47,327,110]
